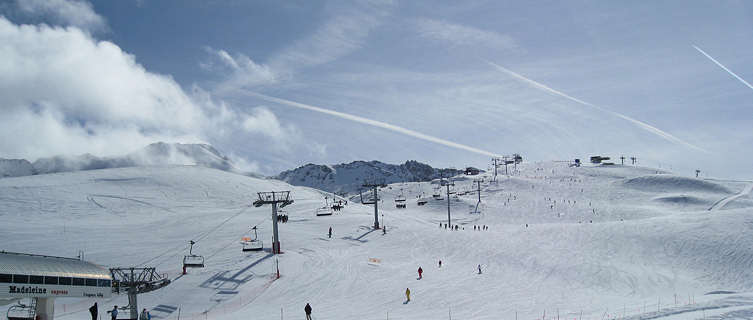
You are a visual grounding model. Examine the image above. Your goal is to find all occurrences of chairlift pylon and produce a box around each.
[183,240,205,268]
[241,226,263,251]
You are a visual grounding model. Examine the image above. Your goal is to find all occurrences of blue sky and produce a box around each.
[1,0,752,178]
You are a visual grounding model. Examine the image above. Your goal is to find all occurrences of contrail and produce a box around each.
[485,61,708,153]
[693,45,753,91]
[242,91,504,158]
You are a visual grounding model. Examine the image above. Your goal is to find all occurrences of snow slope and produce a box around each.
[1,163,753,320]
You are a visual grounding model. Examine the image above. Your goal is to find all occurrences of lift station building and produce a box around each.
[0,251,112,320]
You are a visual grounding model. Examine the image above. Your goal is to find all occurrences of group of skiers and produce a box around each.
[91,304,150,320]
[440,223,461,230]
[440,223,490,231]
[404,262,482,301]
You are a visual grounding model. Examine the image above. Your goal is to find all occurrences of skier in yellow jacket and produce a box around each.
[405,288,411,302]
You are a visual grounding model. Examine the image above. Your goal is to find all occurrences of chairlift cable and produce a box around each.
[193,205,250,244]
[136,205,249,266]
[206,217,269,260]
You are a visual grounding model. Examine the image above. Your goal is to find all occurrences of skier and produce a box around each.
[304,303,312,320]
[88,302,98,320]
[405,288,411,302]
[417,267,423,279]
[438,260,442,268]
[478,264,482,274]
[108,306,118,320]
[328,226,332,239]
[139,309,151,320]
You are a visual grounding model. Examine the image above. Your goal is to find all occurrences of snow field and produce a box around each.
[1,163,753,319]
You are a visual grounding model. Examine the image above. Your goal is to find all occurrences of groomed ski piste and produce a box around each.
[2,162,753,320]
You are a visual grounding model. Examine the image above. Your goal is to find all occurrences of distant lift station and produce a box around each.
[0,252,113,320]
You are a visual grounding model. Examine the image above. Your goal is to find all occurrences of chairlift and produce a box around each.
[316,206,333,216]
[183,240,205,268]
[241,226,263,251]
[276,209,289,223]
[6,300,34,320]
[359,189,378,204]
[432,187,443,200]
[417,199,428,206]
[395,189,407,209]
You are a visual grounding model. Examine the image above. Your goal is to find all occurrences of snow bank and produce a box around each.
[623,175,733,194]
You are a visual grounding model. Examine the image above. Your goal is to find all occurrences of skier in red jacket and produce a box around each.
[417,267,423,279]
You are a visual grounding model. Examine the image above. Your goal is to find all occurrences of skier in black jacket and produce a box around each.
[304,303,312,320]
[89,302,98,320]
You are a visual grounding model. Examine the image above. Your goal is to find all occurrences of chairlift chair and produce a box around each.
[6,300,34,320]
[277,209,289,222]
[316,206,333,216]
[183,240,205,268]
[395,190,407,209]
[241,226,263,251]
[432,187,443,200]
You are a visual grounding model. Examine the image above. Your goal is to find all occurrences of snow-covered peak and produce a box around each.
[0,142,244,178]
[0,158,34,178]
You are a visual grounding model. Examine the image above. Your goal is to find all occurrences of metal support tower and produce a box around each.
[110,267,170,320]
[491,158,500,181]
[445,179,455,226]
[253,191,294,254]
[471,179,483,214]
[476,179,482,204]
[362,181,386,229]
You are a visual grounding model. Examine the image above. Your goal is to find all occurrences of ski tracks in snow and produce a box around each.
[709,183,753,211]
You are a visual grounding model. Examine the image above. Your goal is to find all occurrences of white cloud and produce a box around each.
[0,17,302,166]
[202,47,277,93]
[268,0,393,72]
[15,0,107,33]
[242,107,286,137]
[416,18,517,51]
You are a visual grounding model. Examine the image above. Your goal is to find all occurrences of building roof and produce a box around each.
[0,251,111,279]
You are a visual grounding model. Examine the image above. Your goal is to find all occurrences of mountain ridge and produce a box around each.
[275,160,467,194]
